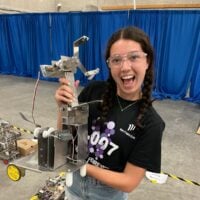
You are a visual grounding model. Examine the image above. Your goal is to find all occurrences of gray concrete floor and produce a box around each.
[0,74,200,200]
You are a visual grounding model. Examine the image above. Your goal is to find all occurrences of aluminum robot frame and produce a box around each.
[7,36,100,188]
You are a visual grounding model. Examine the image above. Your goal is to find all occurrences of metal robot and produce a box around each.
[37,36,100,187]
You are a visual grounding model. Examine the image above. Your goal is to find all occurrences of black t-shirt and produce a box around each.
[78,81,165,173]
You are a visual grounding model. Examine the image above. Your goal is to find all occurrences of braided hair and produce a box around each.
[100,26,154,128]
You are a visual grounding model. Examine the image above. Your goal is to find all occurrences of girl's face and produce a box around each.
[108,39,149,100]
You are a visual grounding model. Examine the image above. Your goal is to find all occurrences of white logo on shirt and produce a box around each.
[127,124,136,131]
[120,128,135,140]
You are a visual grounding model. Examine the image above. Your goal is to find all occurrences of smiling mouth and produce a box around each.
[121,75,136,86]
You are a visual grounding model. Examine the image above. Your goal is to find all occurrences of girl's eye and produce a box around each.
[111,57,122,64]
[129,54,139,61]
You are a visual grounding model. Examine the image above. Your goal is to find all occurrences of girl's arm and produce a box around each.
[87,162,145,193]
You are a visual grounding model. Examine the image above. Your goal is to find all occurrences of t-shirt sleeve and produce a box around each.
[78,85,90,103]
[78,81,106,103]
[128,117,165,173]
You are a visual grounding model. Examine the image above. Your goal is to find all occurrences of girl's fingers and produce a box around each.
[74,80,80,88]
[55,78,80,107]
[56,87,74,101]
[59,77,71,86]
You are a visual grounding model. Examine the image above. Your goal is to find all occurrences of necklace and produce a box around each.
[117,96,137,112]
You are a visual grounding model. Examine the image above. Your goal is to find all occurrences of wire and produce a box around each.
[66,156,82,164]
[31,71,40,126]
[19,71,41,127]
[71,127,78,160]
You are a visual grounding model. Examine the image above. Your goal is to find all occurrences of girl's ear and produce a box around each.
[145,64,149,70]
[146,58,150,69]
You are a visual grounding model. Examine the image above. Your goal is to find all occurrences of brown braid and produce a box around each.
[98,76,116,125]
[136,66,154,128]
[100,26,154,129]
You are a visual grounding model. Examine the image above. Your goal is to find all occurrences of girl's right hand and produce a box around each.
[55,78,77,108]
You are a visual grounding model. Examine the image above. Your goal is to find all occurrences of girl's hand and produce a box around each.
[55,78,79,107]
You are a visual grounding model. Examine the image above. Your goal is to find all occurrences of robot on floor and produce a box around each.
[35,35,100,187]
[30,173,66,200]
[0,119,21,164]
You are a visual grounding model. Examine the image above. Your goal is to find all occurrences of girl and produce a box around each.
[55,26,165,200]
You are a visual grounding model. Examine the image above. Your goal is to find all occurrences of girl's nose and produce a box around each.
[121,57,132,69]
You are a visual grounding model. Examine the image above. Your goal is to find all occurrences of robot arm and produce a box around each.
[40,35,99,107]
[40,35,99,80]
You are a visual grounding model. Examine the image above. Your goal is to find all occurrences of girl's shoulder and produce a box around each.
[143,106,165,128]
[78,80,107,102]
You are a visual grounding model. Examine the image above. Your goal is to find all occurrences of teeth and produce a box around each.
[121,75,133,79]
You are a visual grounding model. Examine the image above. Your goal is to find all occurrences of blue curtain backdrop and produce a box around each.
[0,10,199,103]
